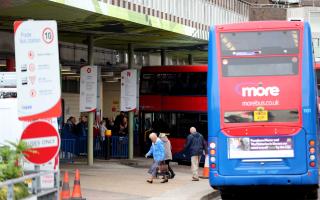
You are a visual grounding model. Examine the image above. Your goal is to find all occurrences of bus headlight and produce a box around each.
[209,142,216,149]
[210,157,216,163]
[310,155,316,161]
[309,140,315,146]
[210,149,216,155]
[309,147,316,154]
[310,161,316,167]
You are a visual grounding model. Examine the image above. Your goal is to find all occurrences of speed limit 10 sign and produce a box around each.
[42,27,54,44]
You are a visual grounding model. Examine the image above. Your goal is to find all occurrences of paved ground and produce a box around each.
[60,158,215,200]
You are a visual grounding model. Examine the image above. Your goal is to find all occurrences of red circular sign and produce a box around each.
[42,27,54,44]
[87,68,91,73]
[21,121,60,165]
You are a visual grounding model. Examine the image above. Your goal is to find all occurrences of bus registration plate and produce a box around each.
[254,110,268,122]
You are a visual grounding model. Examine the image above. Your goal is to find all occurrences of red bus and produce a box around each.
[139,65,207,158]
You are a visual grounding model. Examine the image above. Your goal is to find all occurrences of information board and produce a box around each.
[80,65,98,112]
[14,20,61,121]
[120,69,137,111]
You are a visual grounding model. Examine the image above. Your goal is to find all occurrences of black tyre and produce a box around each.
[306,188,318,200]
[220,190,236,200]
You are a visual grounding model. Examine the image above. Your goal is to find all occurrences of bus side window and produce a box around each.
[145,118,151,130]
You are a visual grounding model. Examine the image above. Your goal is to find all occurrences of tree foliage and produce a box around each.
[0,141,31,199]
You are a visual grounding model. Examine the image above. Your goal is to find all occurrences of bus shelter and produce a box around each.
[0,0,211,166]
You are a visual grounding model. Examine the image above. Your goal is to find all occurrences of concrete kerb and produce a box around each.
[65,157,180,169]
[200,190,220,200]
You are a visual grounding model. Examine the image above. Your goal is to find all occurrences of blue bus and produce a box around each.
[207,21,319,198]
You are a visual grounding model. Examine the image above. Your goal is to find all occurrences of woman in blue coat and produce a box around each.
[145,132,166,183]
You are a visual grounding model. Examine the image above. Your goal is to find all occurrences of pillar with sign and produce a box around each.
[121,44,137,159]
[14,20,62,190]
[80,65,98,166]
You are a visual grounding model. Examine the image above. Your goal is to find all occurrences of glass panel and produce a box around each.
[310,12,320,33]
[0,89,17,99]
[140,73,156,94]
[313,38,320,61]
[140,72,206,95]
[222,56,298,77]
[144,112,208,138]
[220,30,299,56]
[224,110,299,123]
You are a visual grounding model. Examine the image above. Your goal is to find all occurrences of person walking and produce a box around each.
[145,133,167,184]
[184,127,207,181]
[99,120,107,142]
[159,133,175,179]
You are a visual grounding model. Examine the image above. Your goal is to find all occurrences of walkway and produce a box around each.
[60,158,215,200]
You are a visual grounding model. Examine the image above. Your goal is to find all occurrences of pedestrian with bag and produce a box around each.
[145,132,168,184]
[183,127,208,181]
[159,133,175,179]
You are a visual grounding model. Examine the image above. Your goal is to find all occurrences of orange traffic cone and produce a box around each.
[200,155,209,179]
[60,171,71,200]
[71,169,85,200]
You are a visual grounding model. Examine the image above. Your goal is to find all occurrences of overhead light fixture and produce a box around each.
[64,75,80,78]
[113,77,121,80]
[61,66,72,72]
[62,69,77,75]
[0,60,6,67]
[101,72,114,77]
[105,80,118,83]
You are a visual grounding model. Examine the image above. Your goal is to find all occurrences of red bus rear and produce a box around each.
[139,65,207,157]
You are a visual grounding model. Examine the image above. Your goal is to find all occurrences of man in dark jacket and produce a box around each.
[76,116,88,137]
[184,127,207,181]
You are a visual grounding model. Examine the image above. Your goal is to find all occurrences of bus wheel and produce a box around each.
[306,188,318,200]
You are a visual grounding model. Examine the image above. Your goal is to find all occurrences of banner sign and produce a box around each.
[14,20,61,121]
[228,137,294,159]
[80,66,98,112]
[121,69,137,111]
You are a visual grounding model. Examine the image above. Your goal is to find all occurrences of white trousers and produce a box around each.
[191,155,200,178]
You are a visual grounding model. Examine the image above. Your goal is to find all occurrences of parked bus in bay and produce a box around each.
[139,65,207,162]
[207,21,319,198]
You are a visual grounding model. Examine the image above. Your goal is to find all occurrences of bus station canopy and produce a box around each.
[0,0,207,61]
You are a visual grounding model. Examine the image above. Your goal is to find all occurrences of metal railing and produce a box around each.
[60,136,129,160]
[0,171,59,200]
[99,0,250,30]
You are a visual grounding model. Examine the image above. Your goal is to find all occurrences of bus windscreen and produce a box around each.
[140,72,206,95]
[222,57,299,77]
[220,30,299,56]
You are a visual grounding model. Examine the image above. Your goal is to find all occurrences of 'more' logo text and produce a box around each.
[242,86,280,97]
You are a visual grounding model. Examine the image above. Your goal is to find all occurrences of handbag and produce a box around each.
[158,161,168,173]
